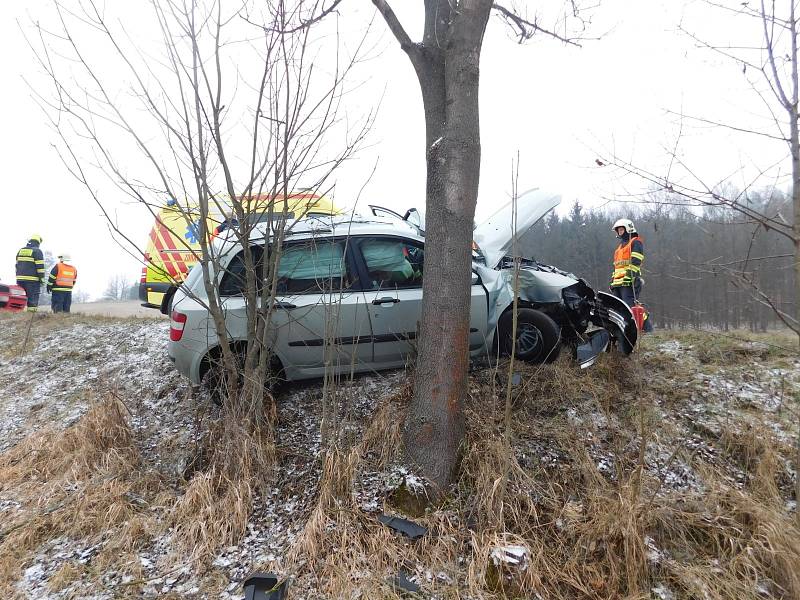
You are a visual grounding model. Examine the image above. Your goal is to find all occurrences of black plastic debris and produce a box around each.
[392,570,421,595]
[378,514,427,539]
[243,573,288,600]
[576,329,610,369]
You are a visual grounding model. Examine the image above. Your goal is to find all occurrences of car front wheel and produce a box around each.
[497,307,561,364]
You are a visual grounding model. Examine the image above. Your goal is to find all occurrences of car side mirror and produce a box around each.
[160,285,178,315]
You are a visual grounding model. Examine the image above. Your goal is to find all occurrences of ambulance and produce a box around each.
[139,193,341,308]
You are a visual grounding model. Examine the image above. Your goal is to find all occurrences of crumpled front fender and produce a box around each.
[592,291,638,354]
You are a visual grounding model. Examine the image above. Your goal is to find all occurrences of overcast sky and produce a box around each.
[0,0,789,299]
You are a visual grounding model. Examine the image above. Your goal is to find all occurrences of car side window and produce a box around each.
[219,246,265,296]
[275,239,353,295]
[360,238,423,290]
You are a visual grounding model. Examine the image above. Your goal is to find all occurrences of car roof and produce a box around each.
[211,213,424,254]
[255,213,423,243]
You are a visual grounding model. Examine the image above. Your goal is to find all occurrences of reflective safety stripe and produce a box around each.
[16,256,36,262]
[17,276,41,281]
[611,237,644,287]
[51,287,74,292]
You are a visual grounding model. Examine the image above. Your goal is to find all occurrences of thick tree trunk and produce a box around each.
[402,3,491,490]
[792,118,800,344]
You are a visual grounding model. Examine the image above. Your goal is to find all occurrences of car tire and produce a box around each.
[202,349,283,406]
[202,351,242,406]
[497,307,561,364]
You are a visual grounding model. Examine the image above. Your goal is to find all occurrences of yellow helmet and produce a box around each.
[30,234,43,244]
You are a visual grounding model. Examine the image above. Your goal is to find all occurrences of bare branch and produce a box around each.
[371,0,416,53]
[492,3,582,46]
[665,109,788,142]
[760,0,792,108]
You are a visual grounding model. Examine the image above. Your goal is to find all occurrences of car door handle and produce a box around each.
[372,297,399,305]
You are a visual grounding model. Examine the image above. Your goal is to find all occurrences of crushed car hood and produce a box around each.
[472,188,562,268]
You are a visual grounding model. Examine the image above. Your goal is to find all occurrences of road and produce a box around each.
[69,300,167,318]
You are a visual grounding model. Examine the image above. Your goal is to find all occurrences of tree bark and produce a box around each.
[791,112,800,346]
[399,1,492,490]
[788,0,800,347]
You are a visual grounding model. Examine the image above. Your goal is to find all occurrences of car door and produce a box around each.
[267,238,372,375]
[217,240,372,377]
[356,236,490,365]
[357,236,423,365]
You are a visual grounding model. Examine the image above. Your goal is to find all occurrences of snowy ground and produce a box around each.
[0,315,798,599]
[0,313,407,599]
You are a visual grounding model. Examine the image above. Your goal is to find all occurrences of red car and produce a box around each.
[0,282,28,312]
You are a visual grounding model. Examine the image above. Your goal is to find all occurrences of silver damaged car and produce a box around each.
[166,189,638,387]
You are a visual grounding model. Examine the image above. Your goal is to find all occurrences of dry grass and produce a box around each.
[273,332,798,599]
[1,326,796,598]
[0,394,165,595]
[170,391,276,563]
[360,380,411,468]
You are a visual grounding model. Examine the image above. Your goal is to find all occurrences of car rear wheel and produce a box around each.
[201,348,283,406]
[498,307,561,364]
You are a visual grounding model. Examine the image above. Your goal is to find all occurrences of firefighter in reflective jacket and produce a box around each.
[610,218,652,331]
[47,254,78,313]
[15,235,46,312]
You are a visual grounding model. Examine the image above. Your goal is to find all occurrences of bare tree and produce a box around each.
[102,274,131,302]
[596,0,799,343]
[371,1,595,491]
[30,0,370,402]
[29,0,372,555]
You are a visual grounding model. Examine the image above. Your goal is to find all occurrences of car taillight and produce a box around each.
[170,311,187,341]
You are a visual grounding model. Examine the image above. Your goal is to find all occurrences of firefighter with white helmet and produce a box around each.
[610,219,652,331]
[15,234,46,312]
[47,253,78,313]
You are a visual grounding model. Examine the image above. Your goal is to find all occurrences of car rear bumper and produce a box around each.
[168,339,204,385]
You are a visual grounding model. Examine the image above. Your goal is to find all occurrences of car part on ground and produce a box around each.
[377,514,428,539]
[575,329,611,369]
[243,573,288,600]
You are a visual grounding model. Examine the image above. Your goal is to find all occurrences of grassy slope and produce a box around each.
[0,313,798,599]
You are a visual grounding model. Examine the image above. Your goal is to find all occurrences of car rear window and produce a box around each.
[218,246,266,296]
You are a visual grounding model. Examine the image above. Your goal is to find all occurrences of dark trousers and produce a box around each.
[610,285,636,307]
[17,281,41,310]
[51,290,73,313]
